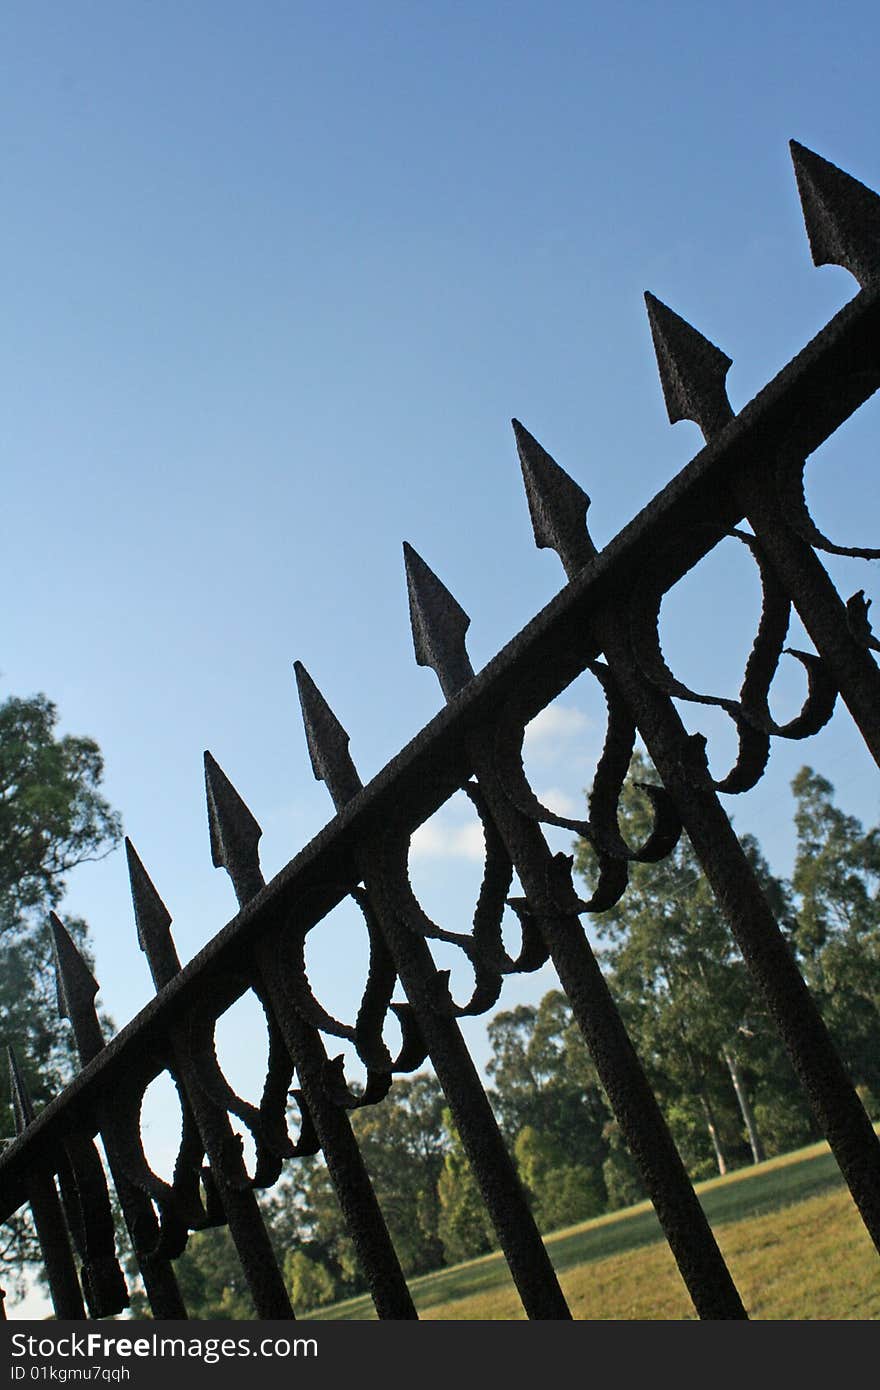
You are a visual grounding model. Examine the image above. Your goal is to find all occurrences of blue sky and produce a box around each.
[4,2,880,1312]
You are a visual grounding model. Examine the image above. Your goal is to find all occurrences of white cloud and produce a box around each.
[409,819,485,862]
[522,704,592,772]
[523,703,590,747]
[535,786,580,818]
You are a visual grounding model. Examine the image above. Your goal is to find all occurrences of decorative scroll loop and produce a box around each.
[275,887,428,1099]
[181,972,312,1187]
[490,664,682,913]
[628,525,839,793]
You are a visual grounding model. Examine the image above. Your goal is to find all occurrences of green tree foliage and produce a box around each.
[267,1154,362,1307]
[127,1225,256,1320]
[513,1126,605,1231]
[0,690,121,1270]
[283,1248,337,1310]
[0,695,120,921]
[790,767,880,1112]
[600,1119,646,1211]
[228,1076,449,1316]
[436,1109,495,1263]
[0,695,120,1100]
[175,1228,254,1320]
[487,992,610,1229]
[348,1073,447,1276]
[134,1158,360,1320]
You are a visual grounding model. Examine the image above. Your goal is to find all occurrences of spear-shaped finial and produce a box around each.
[294,662,364,812]
[790,140,880,288]
[125,838,181,989]
[402,542,474,701]
[49,913,104,1065]
[7,1046,35,1135]
[203,752,266,908]
[512,419,597,581]
[644,292,734,442]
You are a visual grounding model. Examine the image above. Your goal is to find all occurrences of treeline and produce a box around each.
[0,692,121,1277]
[144,756,880,1318]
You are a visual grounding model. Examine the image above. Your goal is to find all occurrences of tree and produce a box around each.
[513,1125,606,1231]
[283,1248,337,1311]
[266,1154,362,1309]
[349,1074,447,1275]
[487,992,610,1230]
[0,695,120,924]
[0,690,121,1272]
[436,1109,495,1263]
[262,1074,451,1315]
[790,767,880,1112]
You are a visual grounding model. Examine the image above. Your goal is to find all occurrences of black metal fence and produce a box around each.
[2,140,879,1322]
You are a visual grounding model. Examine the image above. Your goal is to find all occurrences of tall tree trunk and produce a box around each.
[679,1027,729,1177]
[723,1047,765,1164]
[698,1090,728,1176]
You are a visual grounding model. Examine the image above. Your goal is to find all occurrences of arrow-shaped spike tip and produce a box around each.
[790,141,880,288]
[7,1046,35,1134]
[125,838,173,955]
[403,542,474,700]
[203,752,263,870]
[49,912,99,1025]
[293,663,363,810]
[512,419,596,580]
[203,752,266,908]
[644,293,734,442]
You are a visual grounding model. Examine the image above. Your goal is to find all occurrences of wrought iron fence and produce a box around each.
[2,139,879,1322]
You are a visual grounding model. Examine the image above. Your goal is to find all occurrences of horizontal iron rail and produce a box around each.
[1,281,878,1222]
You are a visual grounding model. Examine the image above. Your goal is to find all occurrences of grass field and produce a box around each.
[311,1132,880,1320]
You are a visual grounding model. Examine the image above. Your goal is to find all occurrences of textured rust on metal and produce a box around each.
[295,663,571,1320]
[3,141,879,1321]
[790,140,880,288]
[640,271,880,1253]
[2,280,878,1223]
[203,752,418,1320]
[7,1049,85,1320]
[50,912,187,1318]
[125,838,295,1321]
[398,541,746,1319]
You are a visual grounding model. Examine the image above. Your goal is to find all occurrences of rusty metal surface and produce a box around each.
[2,142,879,1320]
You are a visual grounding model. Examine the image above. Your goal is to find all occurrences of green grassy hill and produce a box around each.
[311,1132,880,1320]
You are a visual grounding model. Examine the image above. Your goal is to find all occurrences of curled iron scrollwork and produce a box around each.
[491,664,682,913]
[182,972,317,1186]
[275,886,428,1104]
[628,525,839,793]
[105,1047,208,1259]
[776,451,880,561]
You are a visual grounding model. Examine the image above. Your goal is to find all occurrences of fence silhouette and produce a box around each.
[2,140,879,1322]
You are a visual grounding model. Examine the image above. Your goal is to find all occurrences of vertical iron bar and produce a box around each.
[296,666,573,1320]
[252,946,419,1319]
[124,858,296,1321]
[461,744,749,1317]
[49,915,187,1319]
[198,760,418,1319]
[592,620,880,1253]
[359,860,572,1320]
[398,550,747,1319]
[634,296,880,1253]
[7,1049,85,1320]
